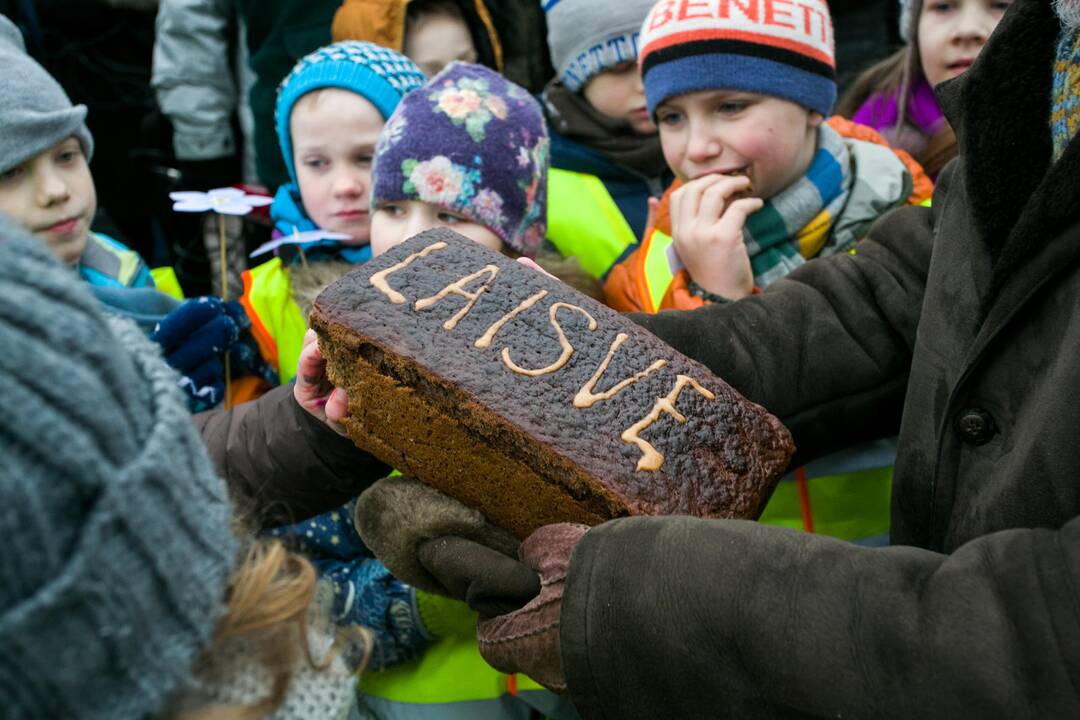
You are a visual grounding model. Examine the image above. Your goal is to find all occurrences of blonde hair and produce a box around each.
[166,538,370,720]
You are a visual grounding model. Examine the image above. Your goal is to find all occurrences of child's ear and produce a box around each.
[808,111,825,128]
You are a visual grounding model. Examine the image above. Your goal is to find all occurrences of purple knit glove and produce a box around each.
[477,523,589,694]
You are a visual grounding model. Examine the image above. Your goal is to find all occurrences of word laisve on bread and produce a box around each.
[312,229,793,538]
[370,240,716,471]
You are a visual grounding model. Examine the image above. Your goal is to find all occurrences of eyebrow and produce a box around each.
[295,142,376,153]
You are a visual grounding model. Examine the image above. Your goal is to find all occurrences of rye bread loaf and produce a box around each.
[310,229,794,539]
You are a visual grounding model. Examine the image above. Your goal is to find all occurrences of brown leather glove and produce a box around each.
[477,523,590,694]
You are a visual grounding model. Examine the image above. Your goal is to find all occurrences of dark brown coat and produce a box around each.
[194,384,388,529]
[562,1,1080,716]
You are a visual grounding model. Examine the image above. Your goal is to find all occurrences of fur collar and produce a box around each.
[939,0,1080,297]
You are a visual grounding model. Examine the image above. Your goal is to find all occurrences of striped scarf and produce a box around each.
[1051,29,1080,163]
[744,123,852,287]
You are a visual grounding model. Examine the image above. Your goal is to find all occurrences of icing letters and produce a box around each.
[415,265,500,330]
[574,333,668,409]
[475,290,549,349]
[370,241,447,304]
[501,302,597,377]
[621,375,716,471]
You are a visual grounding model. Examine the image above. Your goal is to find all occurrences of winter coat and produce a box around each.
[561,2,1080,716]
[151,0,245,164]
[194,383,389,529]
[603,117,933,313]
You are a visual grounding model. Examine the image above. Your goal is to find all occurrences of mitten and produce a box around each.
[150,296,239,374]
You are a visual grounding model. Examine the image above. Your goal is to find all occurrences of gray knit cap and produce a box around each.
[0,213,236,718]
[542,0,656,91]
[0,14,94,173]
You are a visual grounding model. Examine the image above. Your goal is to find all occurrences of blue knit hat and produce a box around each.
[275,41,426,186]
[638,0,837,118]
[370,62,549,257]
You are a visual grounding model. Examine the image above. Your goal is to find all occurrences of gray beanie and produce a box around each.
[0,14,94,173]
[542,0,656,91]
[0,213,236,717]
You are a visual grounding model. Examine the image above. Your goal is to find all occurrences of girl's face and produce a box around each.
[404,12,478,77]
[656,90,821,201]
[370,200,504,257]
[918,0,1014,87]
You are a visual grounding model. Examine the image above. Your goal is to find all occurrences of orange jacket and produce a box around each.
[603,117,934,313]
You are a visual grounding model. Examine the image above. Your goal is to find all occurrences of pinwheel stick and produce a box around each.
[219,215,232,408]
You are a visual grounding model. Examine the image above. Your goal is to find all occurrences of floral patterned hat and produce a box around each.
[370,62,549,257]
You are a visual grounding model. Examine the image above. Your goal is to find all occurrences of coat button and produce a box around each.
[955,408,997,446]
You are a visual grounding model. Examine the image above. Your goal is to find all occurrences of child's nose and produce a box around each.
[35,170,70,207]
[332,168,367,198]
[404,211,431,239]
[952,4,992,42]
[686,125,720,163]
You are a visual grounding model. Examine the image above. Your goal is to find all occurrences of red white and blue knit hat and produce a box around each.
[639,0,836,118]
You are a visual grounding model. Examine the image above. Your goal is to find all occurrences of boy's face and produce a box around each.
[404,12,478,77]
[291,89,384,245]
[656,90,821,200]
[582,62,655,136]
[370,200,504,257]
[0,137,96,265]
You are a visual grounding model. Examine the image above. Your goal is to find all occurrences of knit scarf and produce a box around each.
[541,80,669,178]
[269,183,372,266]
[1050,28,1080,162]
[744,123,852,287]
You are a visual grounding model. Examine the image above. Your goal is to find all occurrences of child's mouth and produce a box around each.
[42,216,80,235]
[335,210,369,221]
[946,58,975,74]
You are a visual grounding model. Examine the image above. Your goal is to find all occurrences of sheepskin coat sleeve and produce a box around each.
[194,383,389,529]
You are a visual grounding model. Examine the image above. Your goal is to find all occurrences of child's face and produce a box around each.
[404,12,478,77]
[0,137,96,265]
[656,90,821,200]
[291,89,384,245]
[370,200,504,257]
[582,62,656,136]
[918,0,1012,87]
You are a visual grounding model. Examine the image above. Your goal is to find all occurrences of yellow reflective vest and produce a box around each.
[358,635,577,719]
[239,258,307,385]
[546,168,640,281]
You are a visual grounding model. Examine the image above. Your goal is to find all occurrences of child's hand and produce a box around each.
[294,329,349,436]
[669,175,763,301]
[516,256,557,279]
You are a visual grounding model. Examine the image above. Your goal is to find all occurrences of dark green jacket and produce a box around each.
[229,0,339,189]
[562,1,1080,716]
